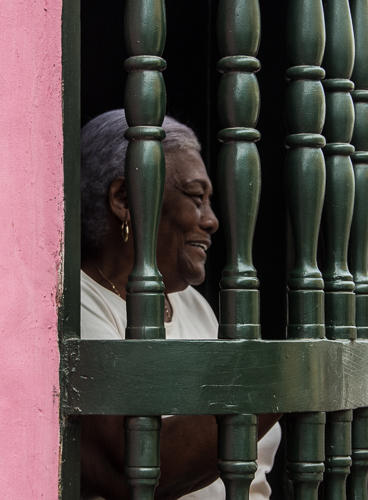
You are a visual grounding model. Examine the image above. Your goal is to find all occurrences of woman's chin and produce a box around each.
[163,265,206,293]
[183,266,206,287]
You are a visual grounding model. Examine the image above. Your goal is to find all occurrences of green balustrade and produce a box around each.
[350,0,368,341]
[349,408,368,500]
[287,413,326,500]
[65,338,368,415]
[218,414,257,500]
[216,0,261,498]
[322,0,356,341]
[285,0,326,340]
[321,1,355,497]
[58,2,368,499]
[124,417,161,499]
[325,411,353,500]
[285,1,326,498]
[349,1,368,498]
[123,0,167,497]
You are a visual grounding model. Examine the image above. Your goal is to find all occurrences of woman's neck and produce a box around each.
[82,257,173,322]
[82,239,134,300]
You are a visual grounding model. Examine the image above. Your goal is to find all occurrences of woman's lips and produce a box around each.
[186,241,210,258]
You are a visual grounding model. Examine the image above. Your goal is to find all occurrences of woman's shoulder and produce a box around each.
[81,270,126,340]
[168,286,218,339]
[173,286,214,312]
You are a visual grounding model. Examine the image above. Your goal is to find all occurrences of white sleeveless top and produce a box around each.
[81,271,281,500]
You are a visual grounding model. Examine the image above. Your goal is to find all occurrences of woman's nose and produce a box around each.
[200,204,219,234]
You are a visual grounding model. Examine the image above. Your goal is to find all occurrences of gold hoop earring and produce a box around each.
[121,220,129,243]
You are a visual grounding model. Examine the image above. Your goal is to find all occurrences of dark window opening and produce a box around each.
[81,0,287,341]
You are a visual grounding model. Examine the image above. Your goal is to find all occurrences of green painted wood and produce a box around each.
[350,0,368,91]
[285,0,326,341]
[287,413,325,500]
[60,0,80,342]
[348,408,368,500]
[123,1,167,497]
[59,0,81,498]
[124,0,166,57]
[217,0,261,342]
[349,3,368,499]
[322,0,356,342]
[124,126,166,341]
[124,417,161,500]
[325,410,353,500]
[287,1,325,66]
[62,339,368,416]
[285,2,326,498]
[218,414,257,500]
[323,0,355,79]
[217,2,261,498]
[320,3,355,498]
[350,0,368,340]
[124,58,166,127]
[59,416,80,500]
[350,157,368,340]
[217,0,260,58]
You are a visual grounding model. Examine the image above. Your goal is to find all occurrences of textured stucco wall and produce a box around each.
[0,1,63,498]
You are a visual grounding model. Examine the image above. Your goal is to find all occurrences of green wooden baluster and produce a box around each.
[320,2,355,497]
[350,151,368,340]
[218,414,258,500]
[125,417,161,499]
[348,409,368,500]
[325,411,353,500]
[287,413,326,500]
[216,1,261,498]
[322,0,356,341]
[286,0,326,340]
[285,1,326,499]
[350,0,368,341]
[123,1,166,498]
[348,2,368,499]
[217,1,261,342]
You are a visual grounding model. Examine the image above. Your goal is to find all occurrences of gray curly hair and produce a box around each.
[81,109,201,252]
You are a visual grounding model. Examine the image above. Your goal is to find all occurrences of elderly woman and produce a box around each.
[80,110,281,500]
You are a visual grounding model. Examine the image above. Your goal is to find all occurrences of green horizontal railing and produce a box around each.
[63,338,368,415]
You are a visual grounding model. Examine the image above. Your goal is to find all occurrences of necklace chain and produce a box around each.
[95,265,172,321]
[96,266,122,298]
[164,296,172,322]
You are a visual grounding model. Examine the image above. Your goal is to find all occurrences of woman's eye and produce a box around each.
[188,193,204,205]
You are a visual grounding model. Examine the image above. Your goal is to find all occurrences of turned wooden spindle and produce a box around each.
[348,1,368,497]
[350,0,368,342]
[285,1,326,498]
[325,410,353,500]
[322,0,356,342]
[321,1,355,497]
[217,1,261,498]
[123,1,167,498]
[348,408,368,500]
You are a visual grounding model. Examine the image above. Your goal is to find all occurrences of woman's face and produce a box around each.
[157,148,219,292]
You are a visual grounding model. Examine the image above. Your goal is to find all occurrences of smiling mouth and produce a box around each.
[186,241,210,256]
[188,242,208,251]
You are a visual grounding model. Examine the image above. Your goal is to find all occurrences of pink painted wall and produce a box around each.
[0,1,63,498]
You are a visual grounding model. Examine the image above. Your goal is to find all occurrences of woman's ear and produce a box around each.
[109,177,130,222]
